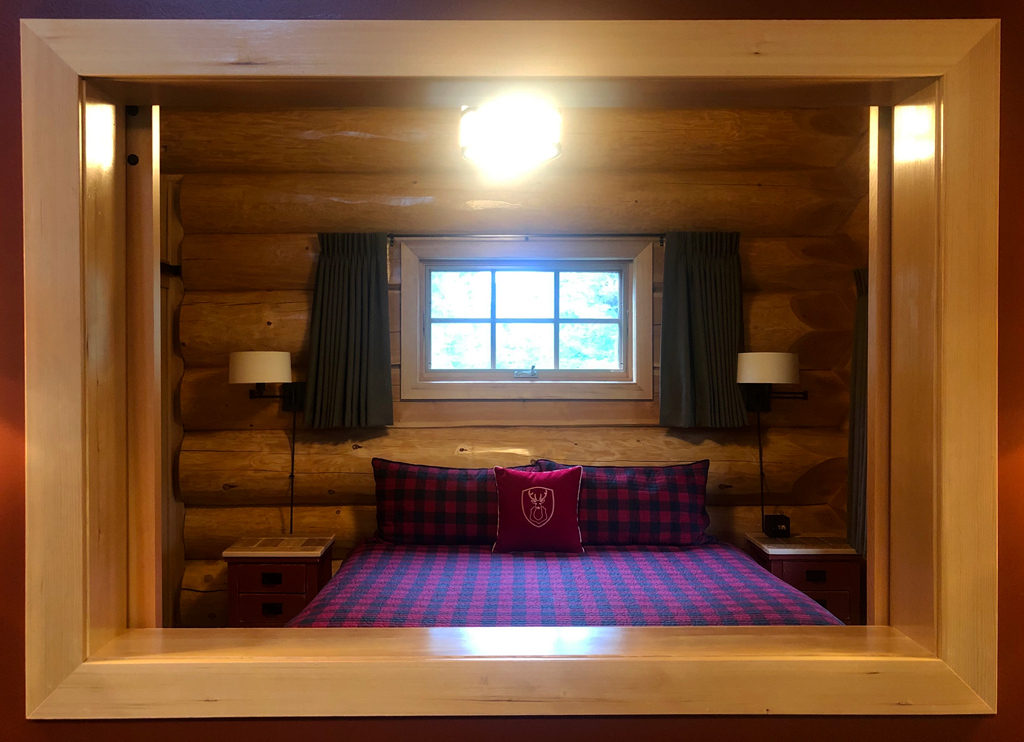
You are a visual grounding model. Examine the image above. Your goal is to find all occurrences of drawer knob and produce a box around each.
[261,571,283,586]
[806,569,828,583]
[261,602,284,616]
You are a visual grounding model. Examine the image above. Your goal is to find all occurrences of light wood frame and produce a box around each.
[22,18,998,718]
[399,236,654,400]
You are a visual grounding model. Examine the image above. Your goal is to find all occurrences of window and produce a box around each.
[400,237,654,400]
[428,264,625,372]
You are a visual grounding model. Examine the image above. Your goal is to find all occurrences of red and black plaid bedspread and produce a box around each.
[288,539,842,627]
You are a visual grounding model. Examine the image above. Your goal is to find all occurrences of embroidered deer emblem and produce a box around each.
[521,486,555,528]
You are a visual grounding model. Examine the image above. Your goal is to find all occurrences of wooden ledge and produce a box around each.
[35,626,989,718]
[90,626,928,661]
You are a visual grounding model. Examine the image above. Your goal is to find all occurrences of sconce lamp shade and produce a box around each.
[737,352,799,385]
[228,351,293,384]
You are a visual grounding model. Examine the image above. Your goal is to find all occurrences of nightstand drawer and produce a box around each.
[234,563,307,594]
[234,593,309,625]
[781,560,859,591]
[804,590,852,623]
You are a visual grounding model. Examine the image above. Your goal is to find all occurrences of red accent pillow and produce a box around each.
[493,466,584,553]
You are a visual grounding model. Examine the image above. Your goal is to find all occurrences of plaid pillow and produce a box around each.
[372,458,538,544]
[534,459,711,546]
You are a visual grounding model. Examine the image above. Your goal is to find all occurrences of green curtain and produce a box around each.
[304,233,393,428]
[659,232,747,428]
[847,268,868,555]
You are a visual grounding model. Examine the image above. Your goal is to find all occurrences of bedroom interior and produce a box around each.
[164,104,869,628]
[22,18,999,716]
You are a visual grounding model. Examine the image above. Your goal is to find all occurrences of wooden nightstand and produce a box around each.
[745,533,865,625]
[223,535,334,627]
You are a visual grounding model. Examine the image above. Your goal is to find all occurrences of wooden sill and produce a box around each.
[32,626,990,718]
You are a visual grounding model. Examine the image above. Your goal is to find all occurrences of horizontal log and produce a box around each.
[182,559,229,593]
[179,288,848,369]
[790,330,855,371]
[178,453,846,509]
[739,237,862,292]
[180,366,298,431]
[180,468,378,507]
[392,396,662,428]
[706,504,845,548]
[161,107,868,175]
[182,233,864,294]
[760,371,849,428]
[179,290,310,367]
[178,170,859,236]
[179,364,846,431]
[655,237,863,294]
[181,234,319,291]
[184,505,377,560]
[178,427,847,509]
[744,291,854,368]
[179,585,227,629]
[182,425,847,464]
[392,388,844,429]
[179,290,400,368]
[180,365,664,431]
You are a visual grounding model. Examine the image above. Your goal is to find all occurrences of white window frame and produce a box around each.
[400,236,654,400]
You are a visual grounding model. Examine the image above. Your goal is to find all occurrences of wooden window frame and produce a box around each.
[400,236,654,399]
[22,18,998,718]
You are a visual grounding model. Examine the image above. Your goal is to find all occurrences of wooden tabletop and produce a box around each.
[745,532,858,556]
[223,535,335,559]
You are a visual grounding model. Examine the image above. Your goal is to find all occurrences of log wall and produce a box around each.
[163,106,867,626]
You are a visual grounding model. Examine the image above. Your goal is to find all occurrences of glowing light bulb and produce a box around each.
[459,94,561,180]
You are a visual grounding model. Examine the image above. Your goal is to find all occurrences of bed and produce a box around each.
[289,456,845,628]
[288,539,841,627]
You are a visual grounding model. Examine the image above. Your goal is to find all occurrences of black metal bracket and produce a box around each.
[248,381,306,412]
[741,383,808,412]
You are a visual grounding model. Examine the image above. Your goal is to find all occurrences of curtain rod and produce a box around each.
[387,233,666,244]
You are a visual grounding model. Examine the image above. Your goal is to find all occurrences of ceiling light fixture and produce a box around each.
[459,94,561,180]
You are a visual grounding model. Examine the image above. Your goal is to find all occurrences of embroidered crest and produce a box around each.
[521,486,555,528]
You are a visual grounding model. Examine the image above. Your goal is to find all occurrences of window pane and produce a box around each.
[496,323,554,369]
[431,323,491,369]
[430,271,491,319]
[559,272,620,319]
[495,271,554,319]
[559,323,620,369]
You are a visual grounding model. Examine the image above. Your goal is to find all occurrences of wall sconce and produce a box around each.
[736,352,807,538]
[228,351,305,534]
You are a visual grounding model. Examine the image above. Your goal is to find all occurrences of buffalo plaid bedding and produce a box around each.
[288,539,842,627]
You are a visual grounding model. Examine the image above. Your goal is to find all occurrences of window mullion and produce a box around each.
[620,266,627,371]
[490,269,497,371]
[553,270,560,370]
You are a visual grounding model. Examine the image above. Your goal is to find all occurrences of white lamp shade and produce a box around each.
[737,352,799,385]
[228,351,293,384]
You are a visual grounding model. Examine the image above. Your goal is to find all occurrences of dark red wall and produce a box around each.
[2,2,1021,740]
